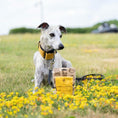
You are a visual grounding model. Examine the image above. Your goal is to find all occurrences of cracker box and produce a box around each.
[53,68,76,95]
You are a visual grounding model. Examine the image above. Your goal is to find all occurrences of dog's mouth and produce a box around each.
[58,48,64,50]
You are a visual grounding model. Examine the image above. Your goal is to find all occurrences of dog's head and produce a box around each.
[37,22,66,51]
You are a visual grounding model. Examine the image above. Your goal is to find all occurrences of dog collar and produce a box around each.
[39,43,57,60]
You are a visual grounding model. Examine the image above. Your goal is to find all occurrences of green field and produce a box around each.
[0,33,118,94]
[0,33,118,118]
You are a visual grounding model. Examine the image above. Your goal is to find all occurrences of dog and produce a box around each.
[33,22,72,92]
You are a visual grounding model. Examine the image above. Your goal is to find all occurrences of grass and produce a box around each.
[0,33,118,93]
[0,33,118,118]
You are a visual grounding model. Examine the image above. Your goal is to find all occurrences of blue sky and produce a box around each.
[0,0,118,35]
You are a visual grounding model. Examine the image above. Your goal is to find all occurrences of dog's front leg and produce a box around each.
[33,71,43,93]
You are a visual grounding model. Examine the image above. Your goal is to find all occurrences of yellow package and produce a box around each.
[55,76,74,95]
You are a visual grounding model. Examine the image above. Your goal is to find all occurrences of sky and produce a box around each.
[0,0,118,35]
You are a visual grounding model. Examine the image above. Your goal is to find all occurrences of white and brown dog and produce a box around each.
[33,22,72,92]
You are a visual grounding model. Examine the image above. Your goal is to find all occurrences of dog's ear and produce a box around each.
[37,22,49,29]
[59,25,66,33]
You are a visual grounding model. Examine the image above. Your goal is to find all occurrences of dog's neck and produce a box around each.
[40,42,48,52]
[38,40,56,60]
[40,36,54,52]
[38,36,57,60]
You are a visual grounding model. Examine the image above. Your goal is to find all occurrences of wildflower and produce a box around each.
[65,102,68,107]
[58,106,60,111]
[24,114,28,118]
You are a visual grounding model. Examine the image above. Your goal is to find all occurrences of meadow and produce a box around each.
[0,33,118,118]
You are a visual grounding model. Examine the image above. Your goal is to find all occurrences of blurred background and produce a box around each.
[0,0,118,35]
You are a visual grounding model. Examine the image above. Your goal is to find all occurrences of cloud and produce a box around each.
[0,0,118,35]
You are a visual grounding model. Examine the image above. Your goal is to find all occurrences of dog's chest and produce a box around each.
[43,61,51,78]
[42,56,62,80]
[43,67,49,75]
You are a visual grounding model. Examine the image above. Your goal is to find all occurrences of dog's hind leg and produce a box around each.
[62,58,72,68]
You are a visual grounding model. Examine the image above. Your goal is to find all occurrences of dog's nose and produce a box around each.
[58,44,64,50]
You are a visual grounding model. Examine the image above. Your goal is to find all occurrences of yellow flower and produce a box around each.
[24,114,28,118]
[69,103,77,110]
[13,110,17,114]
[5,115,8,118]
[35,87,39,90]
[58,106,60,111]
[0,114,3,117]
[8,111,12,115]
[49,109,53,114]
[65,102,68,107]
[41,112,48,116]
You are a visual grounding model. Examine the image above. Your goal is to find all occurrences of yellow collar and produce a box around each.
[39,43,57,60]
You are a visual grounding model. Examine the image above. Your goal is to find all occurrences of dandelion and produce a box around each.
[0,75,117,117]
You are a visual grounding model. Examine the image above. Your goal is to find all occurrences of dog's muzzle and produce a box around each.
[58,44,64,50]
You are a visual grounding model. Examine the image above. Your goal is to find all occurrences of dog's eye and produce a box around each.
[60,35,62,38]
[49,33,55,37]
